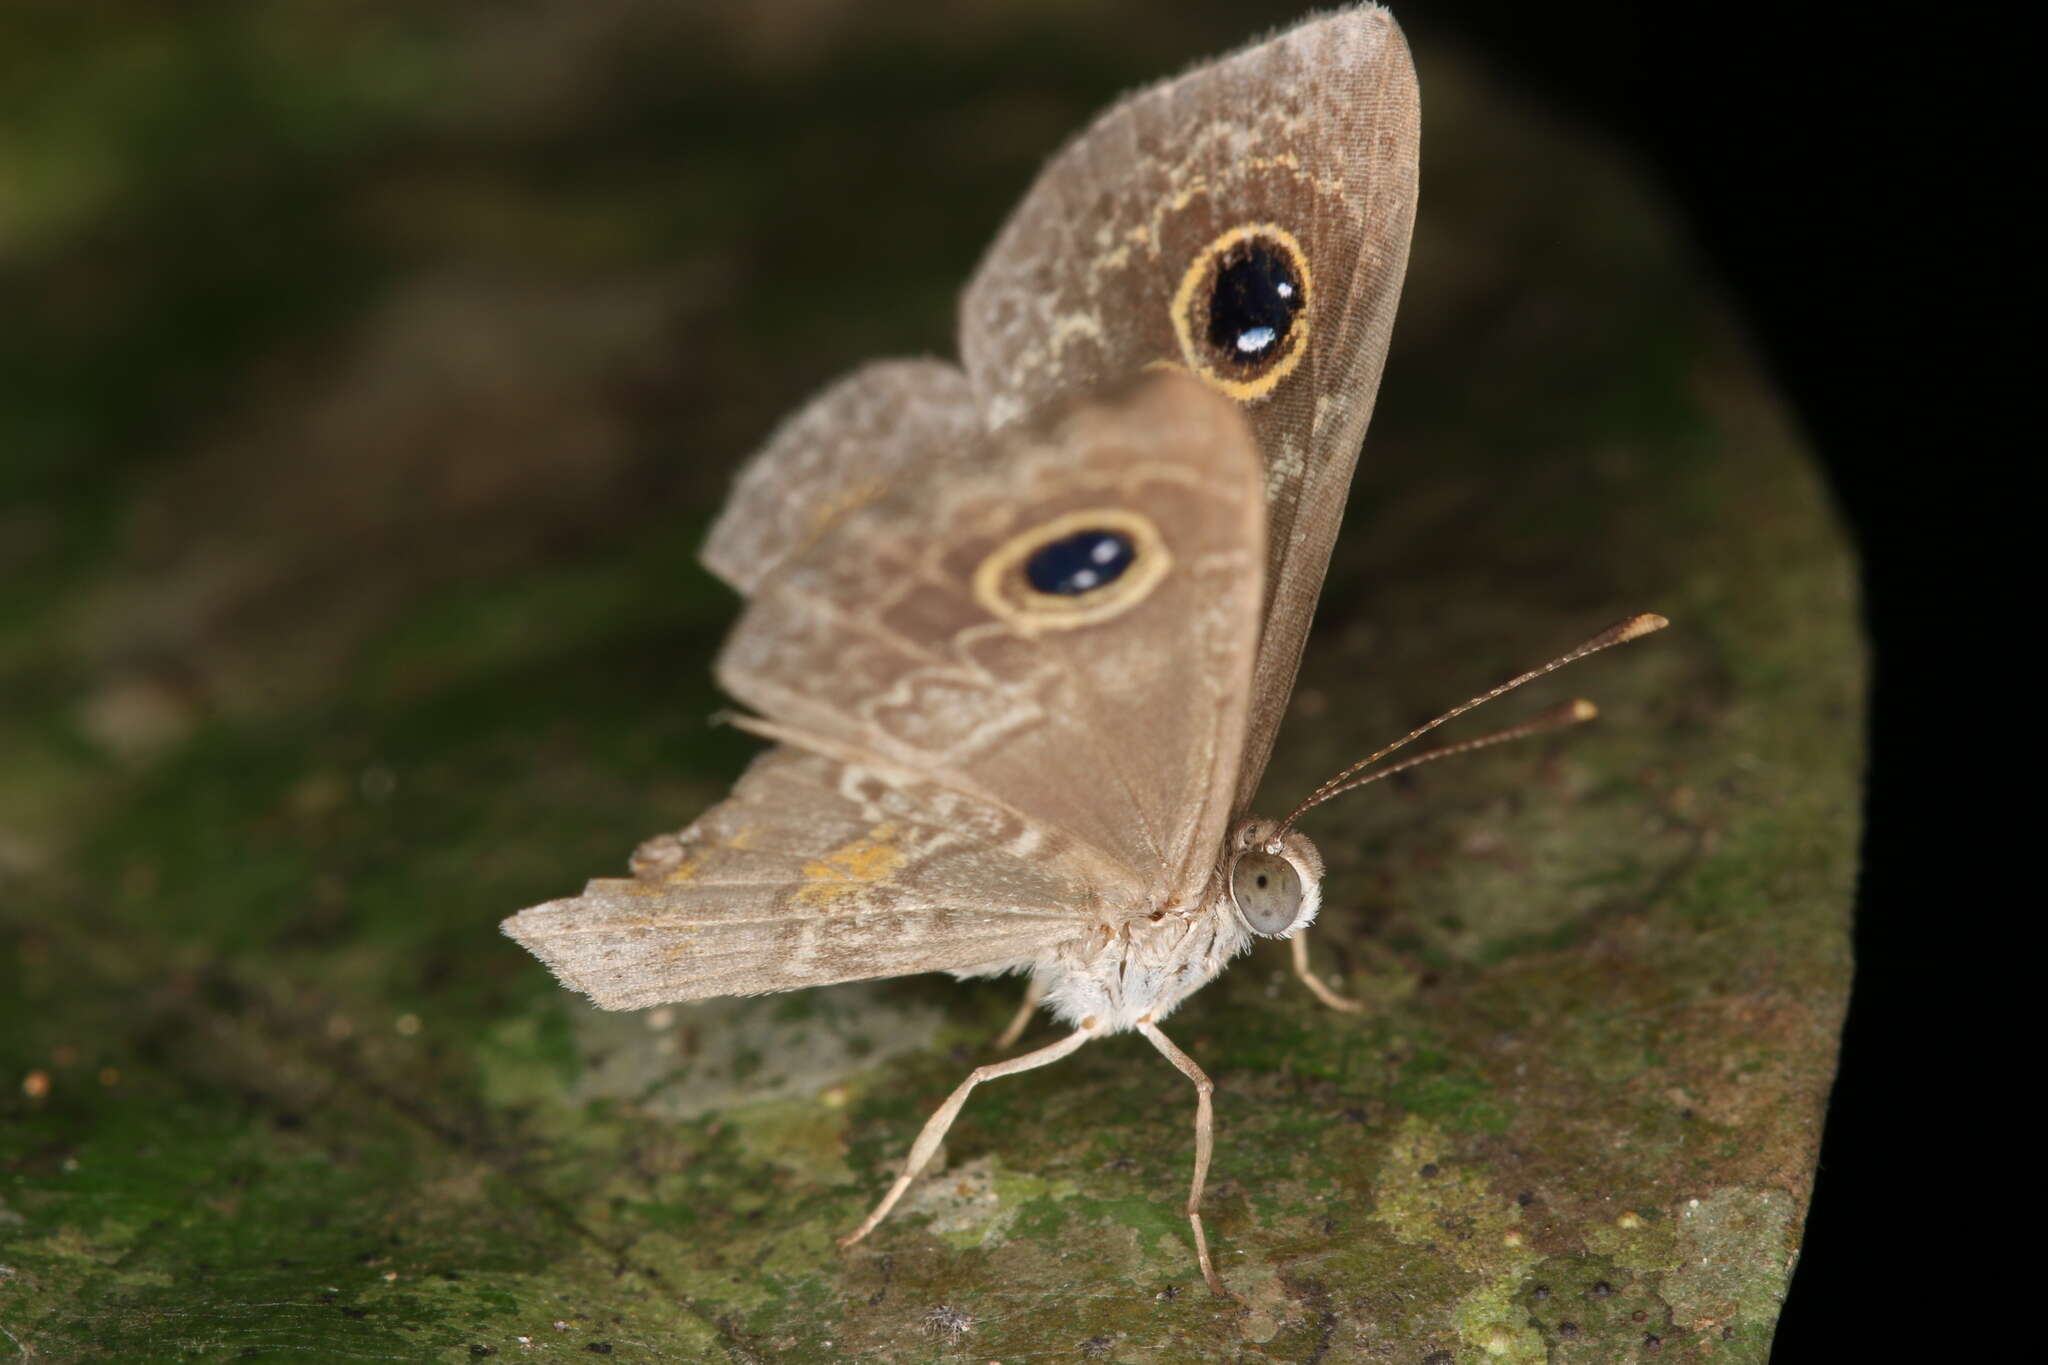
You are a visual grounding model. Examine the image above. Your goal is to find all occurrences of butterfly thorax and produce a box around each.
[1038,891,1250,1033]
[1036,818,1324,1033]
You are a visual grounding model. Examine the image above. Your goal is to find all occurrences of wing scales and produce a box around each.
[715,374,1266,914]
[957,7,1421,806]
[504,745,1093,1009]
[702,360,980,597]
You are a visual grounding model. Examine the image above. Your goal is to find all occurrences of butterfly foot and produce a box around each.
[1290,930,1368,1013]
[1301,974,1367,1013]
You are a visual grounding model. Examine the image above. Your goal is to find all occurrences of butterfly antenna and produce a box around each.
[1272,613,1668,837]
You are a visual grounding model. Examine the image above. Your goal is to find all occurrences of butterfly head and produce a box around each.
[1224,818,1324,939]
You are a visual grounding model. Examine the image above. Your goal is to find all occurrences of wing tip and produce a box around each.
[501,899,615,1009]
[505,894,729,1012]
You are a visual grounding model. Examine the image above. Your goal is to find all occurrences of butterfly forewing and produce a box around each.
[958,6,1421,806]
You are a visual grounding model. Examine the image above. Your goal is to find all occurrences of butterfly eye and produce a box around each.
[1230,850,1304,937]
[1025,528,1135,596]
[1172,223,1313,402]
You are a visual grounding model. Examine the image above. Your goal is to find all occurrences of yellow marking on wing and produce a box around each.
[794,824,906,907]
[725,826,759,850]
[663,853,704,885]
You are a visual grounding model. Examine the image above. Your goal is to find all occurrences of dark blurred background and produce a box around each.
[2,0,1910,1356]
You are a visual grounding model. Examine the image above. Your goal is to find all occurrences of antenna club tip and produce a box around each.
[1567,698,1599,722]
[1615,613,1669,642]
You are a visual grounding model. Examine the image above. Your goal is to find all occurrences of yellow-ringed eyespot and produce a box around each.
[971,507,1171,634]
[1170,223,1312,402]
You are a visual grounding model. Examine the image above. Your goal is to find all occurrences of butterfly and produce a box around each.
[503,4,1662,1294]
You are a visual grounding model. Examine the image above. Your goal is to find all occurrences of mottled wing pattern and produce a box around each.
[702,360,980,596]
[503,745,1091,1008]
[958,5,1421,806]
[716,373,1267,919]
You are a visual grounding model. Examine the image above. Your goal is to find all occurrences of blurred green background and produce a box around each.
[1,3,1860,1361]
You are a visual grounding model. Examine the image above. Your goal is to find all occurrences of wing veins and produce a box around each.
[774,579,959,673]
[1035,627,1172,884]
[550,905,1075,929]
[728,717,1144,904]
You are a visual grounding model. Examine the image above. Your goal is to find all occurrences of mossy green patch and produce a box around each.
[1583,1206,1680,1274]
[725,1098,853,1186]
[1665,1186,1796,1340]
[1453,1276,1549,1363]
[1387,1046,1512,1134]
[1370,1117,1538,1280]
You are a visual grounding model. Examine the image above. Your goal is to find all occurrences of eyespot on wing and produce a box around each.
[1172,223,1313,403]
[972,507,1173,634]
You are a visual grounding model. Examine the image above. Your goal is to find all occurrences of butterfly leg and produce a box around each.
[838,1023,1096,1250]
[1135,1020,1227,1297]
[1290,928,1365,1012]
[990,974,1045,1051]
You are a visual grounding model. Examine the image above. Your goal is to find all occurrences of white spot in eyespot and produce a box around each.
[1089,539,1120,565]
[1276,281,1295,299]
[1236,325,1276,355]
[1070,568,1102,590]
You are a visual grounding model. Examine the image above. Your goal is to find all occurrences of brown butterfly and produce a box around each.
[503,5,1663,1294]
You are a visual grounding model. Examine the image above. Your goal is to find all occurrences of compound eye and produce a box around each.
[1230,851,1303,937]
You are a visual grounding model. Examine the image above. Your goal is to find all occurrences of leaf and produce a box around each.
[0,5,1856,1362]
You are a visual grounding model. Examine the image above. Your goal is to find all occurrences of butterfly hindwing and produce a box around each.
[503,745,1094,1008]
[702,360,981,597]
[715,372,1268,913]
[506,373,1268,1007]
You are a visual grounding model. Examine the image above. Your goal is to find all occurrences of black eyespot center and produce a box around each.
[1024,528,1136,597]
[1206,240,1304,370]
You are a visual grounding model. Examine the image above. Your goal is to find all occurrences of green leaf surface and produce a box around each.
[2,4,1858,1362]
